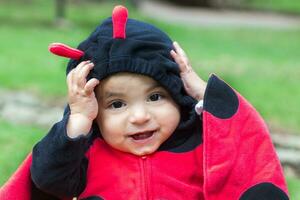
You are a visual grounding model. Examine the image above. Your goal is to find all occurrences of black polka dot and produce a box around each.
[240,182,289,200]
[204,74,239,119]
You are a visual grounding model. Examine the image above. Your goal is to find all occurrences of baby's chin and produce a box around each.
[129,145,159,157]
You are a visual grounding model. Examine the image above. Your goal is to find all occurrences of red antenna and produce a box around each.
[112,5,128,39]
[48,43,84,60]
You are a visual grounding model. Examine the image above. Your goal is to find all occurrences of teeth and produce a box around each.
[131,131,153,140]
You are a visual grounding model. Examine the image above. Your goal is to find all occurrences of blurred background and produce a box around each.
[0,0,299,198]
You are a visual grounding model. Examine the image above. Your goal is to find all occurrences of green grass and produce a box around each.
[245,0,300,14]
[287,176,300,199]
[0,120,46,186]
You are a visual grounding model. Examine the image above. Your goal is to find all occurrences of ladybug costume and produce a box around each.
[0,5,289,200]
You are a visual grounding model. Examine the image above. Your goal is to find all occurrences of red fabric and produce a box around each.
[203,92,289,199]
[79,139,204,199]
[49,43,84,60]
[0,154,32,200]
[112,5,128,39]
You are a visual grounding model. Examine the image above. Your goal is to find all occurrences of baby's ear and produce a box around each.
[48,43,84,60]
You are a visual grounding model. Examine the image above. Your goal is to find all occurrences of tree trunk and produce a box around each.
[56,0,67,22]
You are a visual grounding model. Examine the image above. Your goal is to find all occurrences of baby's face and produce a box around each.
[95,72,180,156]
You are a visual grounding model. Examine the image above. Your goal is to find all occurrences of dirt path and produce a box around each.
[139,0,300,28]
[0,88,64,128]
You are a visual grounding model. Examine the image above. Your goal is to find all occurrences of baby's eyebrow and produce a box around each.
[104,91,125,99]
[146,83,162,92]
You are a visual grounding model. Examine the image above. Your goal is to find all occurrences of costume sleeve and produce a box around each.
[30,106,92,198]
[202,74,289,200]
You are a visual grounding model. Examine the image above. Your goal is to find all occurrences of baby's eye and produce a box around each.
[148,93,163,102]
[109,101,126,109]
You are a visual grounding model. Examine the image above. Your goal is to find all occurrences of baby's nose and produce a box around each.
[129,105,151,124]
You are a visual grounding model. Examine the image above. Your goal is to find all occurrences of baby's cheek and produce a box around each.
[105,122,125,138]
[165,105,180,125]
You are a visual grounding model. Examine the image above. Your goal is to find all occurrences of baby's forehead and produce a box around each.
[96,72,165,95]
[104,72,160,85]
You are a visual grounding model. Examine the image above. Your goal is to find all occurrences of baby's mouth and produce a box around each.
[130,131,154,140]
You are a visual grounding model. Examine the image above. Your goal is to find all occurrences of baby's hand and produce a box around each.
[66,61,100,138]
[170,42,207,101]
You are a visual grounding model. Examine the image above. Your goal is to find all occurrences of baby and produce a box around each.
[0,5,289,200]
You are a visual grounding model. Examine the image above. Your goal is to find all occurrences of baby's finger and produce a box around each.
[173,42,187,57]
[67,69,79,94]
[67,69,74,87]
[78,62,94,82]
[170,49,190,73]
[74,61,93,87]
[67,69,81,98]
[173,42,192,67]
[84,78,100,96]
[73,60,90,75]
